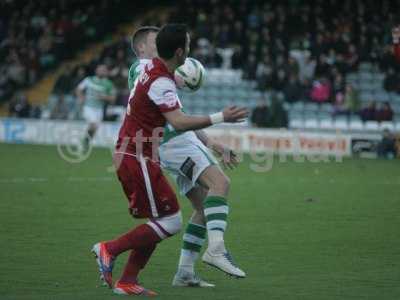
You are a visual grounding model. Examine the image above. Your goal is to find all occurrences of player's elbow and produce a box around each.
[168,118,188,131]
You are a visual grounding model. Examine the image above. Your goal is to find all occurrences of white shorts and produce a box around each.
[83,106,103,123]
[159,136,218,195]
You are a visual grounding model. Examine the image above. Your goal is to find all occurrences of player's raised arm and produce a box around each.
[147,71,248,131]
[163,106,248,131]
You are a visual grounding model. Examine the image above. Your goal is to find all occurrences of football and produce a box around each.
[175,57,205,92]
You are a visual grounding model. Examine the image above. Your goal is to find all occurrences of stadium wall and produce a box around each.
[1,118,384,158]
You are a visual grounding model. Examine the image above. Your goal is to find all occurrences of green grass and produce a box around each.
[1,143,400,300]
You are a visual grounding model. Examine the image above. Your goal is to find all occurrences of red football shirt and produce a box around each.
[116,58,181,158]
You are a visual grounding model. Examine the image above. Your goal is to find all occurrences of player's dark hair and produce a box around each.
[131,26,160,56]
[156,23,188,60]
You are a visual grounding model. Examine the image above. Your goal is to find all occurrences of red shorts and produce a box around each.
[114,152,179,219]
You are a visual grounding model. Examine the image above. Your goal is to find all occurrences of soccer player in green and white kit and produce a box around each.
[128,26,159,91]
[76,64,116,150]
[128,26,246,288]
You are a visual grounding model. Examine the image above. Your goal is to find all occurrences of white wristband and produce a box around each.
[210,112,224,124]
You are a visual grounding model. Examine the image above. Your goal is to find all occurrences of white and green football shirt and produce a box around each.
[78,76,116,108]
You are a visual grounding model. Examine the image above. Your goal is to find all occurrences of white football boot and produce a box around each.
[172,269,215,287]
[202,251,246,278]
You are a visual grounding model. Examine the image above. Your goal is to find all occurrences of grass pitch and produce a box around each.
[1,143,399,300]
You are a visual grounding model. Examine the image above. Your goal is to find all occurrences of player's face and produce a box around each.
[144,32,158,58]
[96,65,108,78]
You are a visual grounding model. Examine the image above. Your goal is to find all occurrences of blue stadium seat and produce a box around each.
[304,103,319,113]
[289,111,303,120]
[379,121,395,131]
[291,101,305,112]
[359,92,374,102]
[349,119,364,130]
[289,117,304,129]
[304,118,319,129]
[373,91,389,102]
[319,103,334,113]
[318,112,332,121]
[333,119,349,130]
[395,121,400,131]
[349,114,362,122]
[364,121,379,131]
[391,93,400,102]
[304,111,317,120]
[359,81,374,92]
[320,119,334,129]
[392,104,400,114]
[359,62,374,72]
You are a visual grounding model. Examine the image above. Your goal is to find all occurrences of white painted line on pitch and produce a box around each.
[66,176,113,182]
[0,177,48,184]
[0,176,113,184]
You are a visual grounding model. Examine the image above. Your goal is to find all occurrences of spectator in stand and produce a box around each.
[53,65,74,95]
[332,72,345,96]
[286,57,299,78]
[251,97,269,128]
[0,0,138,106]
[344,44,359,72]
[243,54,257,80]
[283,74,304,103]
[314,55,331,78]
[310,77,331,103]
[300,55,317,82]
[274,68,287,91]
[71,66,88,88]
[231,45,244,69]
[268,93,288,128]
[392,26,400,63]
[377,102,394,122]
[383,68,399,93]
[378,129,397,159]
[360,101,377,122]
[256,56,274,91]
[333,84,360,117]
[50,94,69,120]
[8,92,31,118]
[6,50,27,88]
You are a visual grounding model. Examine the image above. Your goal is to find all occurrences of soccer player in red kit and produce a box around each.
[393,26,400,62]
[91,24,248,296]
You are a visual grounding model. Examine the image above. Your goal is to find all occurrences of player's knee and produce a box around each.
[192,209,206,225]
[157,211,183,236]
[214,174,230,195]
[168,211,183,235]
[222,175,231,192]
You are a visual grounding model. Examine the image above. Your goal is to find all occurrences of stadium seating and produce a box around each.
[3,0,399,135]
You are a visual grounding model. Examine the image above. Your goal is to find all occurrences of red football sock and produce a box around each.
[105,224,161,257]
[119,245,156,283]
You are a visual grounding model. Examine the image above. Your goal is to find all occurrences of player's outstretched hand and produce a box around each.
[223,106,249,123]
[212,143,239,170]
[392,26,400,44]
